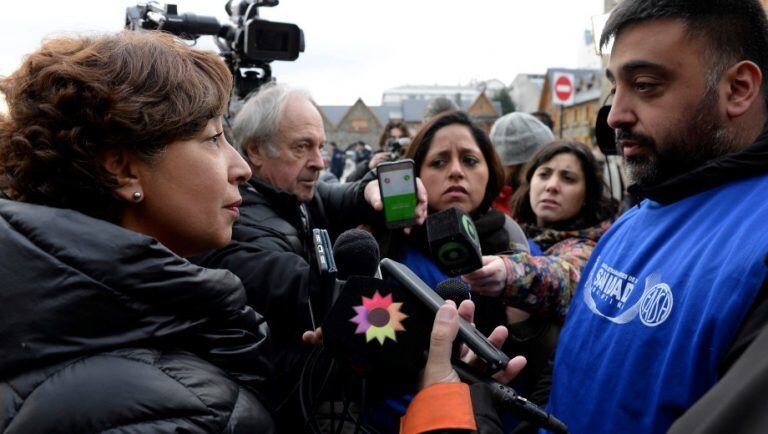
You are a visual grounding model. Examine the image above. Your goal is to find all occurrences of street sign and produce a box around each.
[552,72,575,106]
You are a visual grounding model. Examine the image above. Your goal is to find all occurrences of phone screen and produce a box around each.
[377,160,417,228]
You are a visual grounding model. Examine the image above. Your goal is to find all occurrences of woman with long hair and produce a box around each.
[372,110,528,432]
[463,140,616,399]
[382,111,529,288]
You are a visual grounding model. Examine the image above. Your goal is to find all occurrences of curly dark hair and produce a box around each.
[511,141,616,230]
[0,31,232,221]
[404,111,505,216]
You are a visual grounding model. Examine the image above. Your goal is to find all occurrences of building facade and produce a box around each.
[538,68,602,148]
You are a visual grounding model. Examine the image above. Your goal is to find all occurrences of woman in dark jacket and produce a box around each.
[369,111,528,431]
[0,31,275,433]
[382,111,529,286]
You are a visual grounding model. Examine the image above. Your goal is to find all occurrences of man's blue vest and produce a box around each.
[545,174,768,434]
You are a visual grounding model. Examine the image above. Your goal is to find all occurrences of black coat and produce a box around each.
[0,199,275,433]
[192,176,377,431]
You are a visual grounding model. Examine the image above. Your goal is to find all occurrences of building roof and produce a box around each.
[371,106,399,124]
[320,106,349,127]
[319,93,503,127]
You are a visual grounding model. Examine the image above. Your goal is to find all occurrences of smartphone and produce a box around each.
[379,258,511,373]
[377,159,417,229]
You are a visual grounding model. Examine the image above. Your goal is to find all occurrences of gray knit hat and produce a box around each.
[489,112,554,166]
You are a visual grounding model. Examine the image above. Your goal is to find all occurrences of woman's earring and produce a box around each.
[132,192,143,202]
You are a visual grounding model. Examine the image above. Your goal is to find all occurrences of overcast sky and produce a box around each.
[0,0,606,106]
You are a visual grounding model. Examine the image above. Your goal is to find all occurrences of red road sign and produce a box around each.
[552,72,575,106]
[555,76,573,101]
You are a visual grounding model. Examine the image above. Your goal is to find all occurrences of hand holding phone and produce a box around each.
[377,159,417,229]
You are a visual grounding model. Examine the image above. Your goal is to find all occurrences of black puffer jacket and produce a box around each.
[0,199,276,433]
[193,175,377,431]
[195,176,375,368]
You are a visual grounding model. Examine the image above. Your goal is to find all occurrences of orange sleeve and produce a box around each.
[399,382,476,434]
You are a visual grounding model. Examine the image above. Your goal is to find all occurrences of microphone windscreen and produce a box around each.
[435,278,471,305]
[333,229,381,280]
[426,207,483,275]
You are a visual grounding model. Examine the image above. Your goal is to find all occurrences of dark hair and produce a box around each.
[0,31,231,221]
[378,120,411,149]
[404,111,505,215]
[511,141,615,229]
[600,0,768,99]
[530,111,554,130]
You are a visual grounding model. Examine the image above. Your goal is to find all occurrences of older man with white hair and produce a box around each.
[195,82,426,432]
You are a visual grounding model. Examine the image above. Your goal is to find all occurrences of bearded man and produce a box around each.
[545,1,768,433]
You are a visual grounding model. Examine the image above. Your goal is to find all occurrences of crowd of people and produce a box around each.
[2,0,768,433]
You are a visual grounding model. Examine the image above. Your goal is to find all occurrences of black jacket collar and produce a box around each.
[629,123,768,204]
[246,176,300,207]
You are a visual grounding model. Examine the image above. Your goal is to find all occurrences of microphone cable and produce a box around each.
[299,346,380,434]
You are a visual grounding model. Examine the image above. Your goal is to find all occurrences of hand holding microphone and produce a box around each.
[422,299,526,389]
[461,255,508,297]
[313,229,567,433]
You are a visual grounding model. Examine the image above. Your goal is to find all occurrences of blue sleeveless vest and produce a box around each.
[546,174,768,434]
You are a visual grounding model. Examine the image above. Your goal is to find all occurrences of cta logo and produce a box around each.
[583,259,674,327]
[639,283,673,327]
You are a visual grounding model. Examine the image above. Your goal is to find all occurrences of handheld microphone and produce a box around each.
[434,278,471,304]
[321,255,567,431]
[452,362,568,434]
[426,207,483,275]
[434,278,567,433]
[380,258,509,373]
[331,229,381,303]
[332,229,381,280]
[310,228,337,329]
[382,262,566,433]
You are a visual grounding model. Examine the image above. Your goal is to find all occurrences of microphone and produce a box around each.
[452,362,568,434]
[380,259,510,372]
[321,256,568,431]
[331,229,381,304]
[434,278,471,304]
[426,207,483,275]
[381,261,566,433]
[310,228,337,329]
[332,228,381,280]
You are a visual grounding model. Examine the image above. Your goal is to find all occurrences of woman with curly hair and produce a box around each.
[0,31,276,432]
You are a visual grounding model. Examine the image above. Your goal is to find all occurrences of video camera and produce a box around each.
[384,137,410,161]
[125,0,304,99]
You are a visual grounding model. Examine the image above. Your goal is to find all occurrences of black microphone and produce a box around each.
[381,260,566,432]
[452,361,568,434]
[426,207,483,275]
[434,278,471,304]
[331,229,381,304]
[332,229,381,280]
